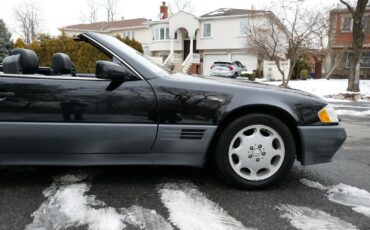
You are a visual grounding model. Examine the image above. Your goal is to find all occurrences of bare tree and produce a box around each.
[245,11,288,82]
[82,0,99,23]
[103,0,120,22]
[170,0,194,13]
[13,1,42,46]
[339,0,369,92]
[308,8,338,80]
[246,1,326,87]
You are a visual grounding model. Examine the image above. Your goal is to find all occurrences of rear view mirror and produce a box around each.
[96,61,134,81]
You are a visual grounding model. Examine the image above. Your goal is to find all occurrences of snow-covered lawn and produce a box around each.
[264,79,370,101]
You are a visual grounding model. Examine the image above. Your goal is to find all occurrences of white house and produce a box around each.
[60,2,286,76]
[146,7,263,75]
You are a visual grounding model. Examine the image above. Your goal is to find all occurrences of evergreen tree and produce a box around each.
[0,19,13,63]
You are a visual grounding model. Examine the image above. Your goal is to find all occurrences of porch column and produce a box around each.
[170,38,174,55]
[189,37,194,57]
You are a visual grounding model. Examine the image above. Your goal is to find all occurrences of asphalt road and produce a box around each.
[0,101,369,230]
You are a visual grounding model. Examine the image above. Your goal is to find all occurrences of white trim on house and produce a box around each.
[61,25,148,33]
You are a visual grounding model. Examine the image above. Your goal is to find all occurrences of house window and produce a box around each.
[153,26,170,40]
[203,23,212,37]
[123,31,135,40]
[160,27,165,40]
[346,51,370,68]
[342,16,352,32]
[240,19,249,35]
[166,27,170,39]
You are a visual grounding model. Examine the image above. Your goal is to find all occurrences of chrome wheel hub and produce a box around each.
[228,125,285,181]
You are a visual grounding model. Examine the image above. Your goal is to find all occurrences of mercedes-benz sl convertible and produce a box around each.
[0,33,346,189]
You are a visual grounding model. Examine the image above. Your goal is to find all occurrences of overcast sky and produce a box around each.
[0,0,340,38]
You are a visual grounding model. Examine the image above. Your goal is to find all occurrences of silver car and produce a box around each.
[210,61,248,78]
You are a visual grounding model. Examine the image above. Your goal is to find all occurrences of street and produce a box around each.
[0,100,369,230]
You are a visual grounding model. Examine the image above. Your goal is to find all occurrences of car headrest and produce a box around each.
[52,53,76,76]
[11,48,39,74]
[2,54,22,74]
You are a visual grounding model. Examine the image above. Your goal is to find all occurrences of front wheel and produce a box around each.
[215,114,296,189]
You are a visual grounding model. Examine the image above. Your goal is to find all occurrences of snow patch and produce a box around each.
[27,174,172,230]
[120,205,173,230]
[26,176,126,230]
[207,8,231,16]
[158,182,253,230]
[276,205,358,230]
[300,179,327,190]
[327,183,370,218]
[332,104,370,109]
[301,179,370,218]
[335,110,370,117]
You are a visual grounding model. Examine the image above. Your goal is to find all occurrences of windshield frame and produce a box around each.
[80,32,170,80]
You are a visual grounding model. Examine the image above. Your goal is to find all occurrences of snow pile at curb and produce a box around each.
[265,79,370,101]
[336,110,370,117]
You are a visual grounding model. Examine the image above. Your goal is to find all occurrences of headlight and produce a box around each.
[318,105,339,124]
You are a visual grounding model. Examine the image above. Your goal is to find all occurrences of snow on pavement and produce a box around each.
[158,182,254,230]
[276,205,358,230]
[301,179,370,218]
[26,173,172,230]
[120,205,173,230]
[25,173,368,230]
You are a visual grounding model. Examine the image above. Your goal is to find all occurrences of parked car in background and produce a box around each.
[0,32,346,189]
[210,61,248,78]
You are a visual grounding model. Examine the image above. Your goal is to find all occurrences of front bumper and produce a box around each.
[298,125,347,166]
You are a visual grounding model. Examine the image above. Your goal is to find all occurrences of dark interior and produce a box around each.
[0,48,111,78]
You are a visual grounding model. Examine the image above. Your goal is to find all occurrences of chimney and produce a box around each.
[160,2,168,20]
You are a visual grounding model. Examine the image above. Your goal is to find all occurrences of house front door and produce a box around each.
[184,40,190,61]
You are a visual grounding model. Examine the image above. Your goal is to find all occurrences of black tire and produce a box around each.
[215,113,296,189]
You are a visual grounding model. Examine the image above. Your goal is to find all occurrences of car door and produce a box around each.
[0,73,158,156]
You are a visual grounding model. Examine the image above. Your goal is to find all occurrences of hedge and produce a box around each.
[14,34,144,74]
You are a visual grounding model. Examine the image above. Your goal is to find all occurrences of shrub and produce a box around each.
[248,72,256,81]
[300,69,309,80]
[14,34,144,73]
[14,38,26,49]
[255,69,263,78]
[293,59,311,80]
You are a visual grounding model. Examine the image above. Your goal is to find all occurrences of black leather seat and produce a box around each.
[52,53,76,76]
[2,48,39,74]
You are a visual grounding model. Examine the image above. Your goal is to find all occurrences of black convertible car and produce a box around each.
[0,33,346,188]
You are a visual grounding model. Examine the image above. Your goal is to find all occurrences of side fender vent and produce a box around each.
[180,129,205,140]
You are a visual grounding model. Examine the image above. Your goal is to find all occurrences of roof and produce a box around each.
[62,18,148,32]
[201,8,267,18]
[330,7,370,14]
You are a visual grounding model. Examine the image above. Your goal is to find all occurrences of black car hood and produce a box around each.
[170,73,322,100]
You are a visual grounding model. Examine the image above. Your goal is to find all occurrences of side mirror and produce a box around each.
[96,61,134,81]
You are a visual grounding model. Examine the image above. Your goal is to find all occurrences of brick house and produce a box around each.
[328,7,370,78]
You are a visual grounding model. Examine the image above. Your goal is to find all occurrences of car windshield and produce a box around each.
[94,34,169,76]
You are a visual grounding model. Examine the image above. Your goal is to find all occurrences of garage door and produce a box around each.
[203,54,229,76]
[231,54,258,72]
